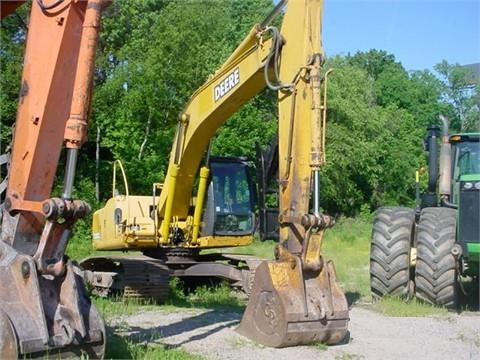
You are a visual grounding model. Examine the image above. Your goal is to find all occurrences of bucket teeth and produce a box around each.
[237,259,349,347]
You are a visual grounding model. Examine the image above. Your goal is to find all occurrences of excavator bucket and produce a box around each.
[0,240,106,358]
[0,241,105,359]
[237,257,349,347]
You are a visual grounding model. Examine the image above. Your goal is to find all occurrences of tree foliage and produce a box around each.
[321,56,424,215]
[434,60,480,131]
[0,6,27,152]
[1,1,479,218]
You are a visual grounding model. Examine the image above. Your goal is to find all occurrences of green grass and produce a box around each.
[373,296,449,317]
[166,277,244,310]
[311,341,329,351]
[323,217,372,304]
[93,296,160,318]
[105,328,203,360]
[94,278,243,319]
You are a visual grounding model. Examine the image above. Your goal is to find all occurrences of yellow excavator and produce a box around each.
[82,0,349,348]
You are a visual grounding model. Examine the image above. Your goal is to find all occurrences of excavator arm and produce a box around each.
[0,0,108,357]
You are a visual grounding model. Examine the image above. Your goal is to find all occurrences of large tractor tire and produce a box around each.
[415,207,457,307]
[370,207,415,300]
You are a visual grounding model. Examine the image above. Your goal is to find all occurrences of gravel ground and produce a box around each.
[111,305,480,360]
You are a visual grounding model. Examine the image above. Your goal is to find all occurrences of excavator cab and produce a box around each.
[202,157,256,237]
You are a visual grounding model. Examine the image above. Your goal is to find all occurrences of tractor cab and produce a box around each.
[451,133,480,181]
[450,133,480,273]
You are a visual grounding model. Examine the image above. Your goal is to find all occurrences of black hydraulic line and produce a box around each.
[261,0,287,28]
[36,0,64,11]
[440,197,458,209]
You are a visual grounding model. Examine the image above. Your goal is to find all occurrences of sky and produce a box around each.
[321,0,480,71]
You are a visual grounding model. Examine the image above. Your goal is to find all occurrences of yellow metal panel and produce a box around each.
[92,195,158,250]
[197,235,254,248]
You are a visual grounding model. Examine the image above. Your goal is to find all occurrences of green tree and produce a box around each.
[0,6,27,153]
[347,50,445,129]
[321,55,425,215]
[434,60,480,131]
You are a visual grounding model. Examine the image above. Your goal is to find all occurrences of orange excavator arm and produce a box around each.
[0,0,108,357]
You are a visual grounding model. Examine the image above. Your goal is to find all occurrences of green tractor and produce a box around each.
[370,115,479,307]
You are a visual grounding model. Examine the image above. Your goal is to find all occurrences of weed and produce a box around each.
[312,341,329,351]
[227,336,257,348]
[166,277,245,310]
[93,295,161,321]
[105,333,201,360]
[457,329,480,348]
[334,353,365,360]
[114,320,131,332]
[185,282,243,309]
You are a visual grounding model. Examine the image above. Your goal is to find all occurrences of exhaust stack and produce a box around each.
[438,115,452,200]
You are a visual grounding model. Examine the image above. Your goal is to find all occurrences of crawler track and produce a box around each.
[81,256,170,303]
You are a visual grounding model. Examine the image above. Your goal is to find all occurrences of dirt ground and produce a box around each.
[111,305,480,360]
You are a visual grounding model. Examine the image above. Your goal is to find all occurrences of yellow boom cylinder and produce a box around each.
[192,166,210,245]
[161,164,180,244]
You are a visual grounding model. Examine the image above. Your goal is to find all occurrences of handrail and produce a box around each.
[112,160,129,198]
